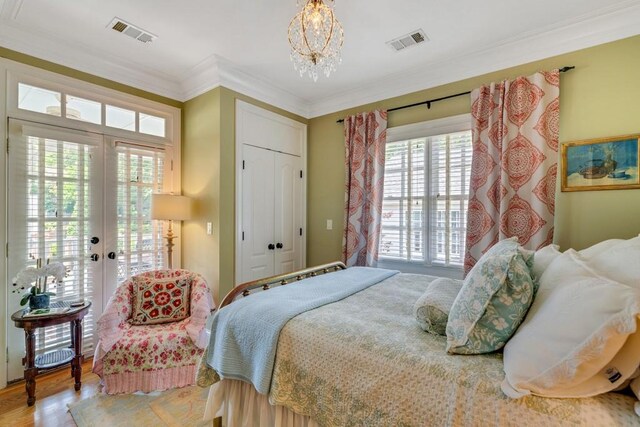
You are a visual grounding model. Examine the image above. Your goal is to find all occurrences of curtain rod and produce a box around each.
[336,66,575,124]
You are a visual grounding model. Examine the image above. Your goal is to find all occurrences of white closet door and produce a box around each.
[240,145,275,282]
[274,153,303,275]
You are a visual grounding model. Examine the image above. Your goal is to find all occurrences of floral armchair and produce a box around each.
[92,269,213,394]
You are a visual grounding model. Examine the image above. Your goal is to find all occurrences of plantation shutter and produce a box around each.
[114,141,166,284]
[380,130,472,266]
[7,121,103,358]
[429,131,473,266]
[380,139,426,260]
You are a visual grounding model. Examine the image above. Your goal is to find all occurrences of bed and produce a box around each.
[197,262,639,426]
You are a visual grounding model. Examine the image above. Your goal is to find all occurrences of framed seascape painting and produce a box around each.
[561,134,640,192]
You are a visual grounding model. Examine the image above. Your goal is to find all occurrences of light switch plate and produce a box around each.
[326,219,333,230]
[206,222,213,235]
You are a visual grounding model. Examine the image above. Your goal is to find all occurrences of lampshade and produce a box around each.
[151,194,192,221]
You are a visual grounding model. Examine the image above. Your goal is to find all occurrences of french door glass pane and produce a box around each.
[115,146,165,283]
[8,124,101,379]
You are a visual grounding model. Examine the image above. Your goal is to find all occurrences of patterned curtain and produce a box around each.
[464,70,560,275]
[343,110,388,267]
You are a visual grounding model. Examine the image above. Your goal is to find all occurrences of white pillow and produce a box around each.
[502,249,640,398]
[578,238,625,259]
[531,244,560,281]
[579,236,640,287]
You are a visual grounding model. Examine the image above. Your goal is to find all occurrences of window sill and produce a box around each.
[377,259,463,280]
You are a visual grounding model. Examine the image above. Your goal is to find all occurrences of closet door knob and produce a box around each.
[268,243,275,250]
[276,243,283,249]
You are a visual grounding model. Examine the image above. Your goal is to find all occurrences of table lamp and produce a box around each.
[151,194,192,269]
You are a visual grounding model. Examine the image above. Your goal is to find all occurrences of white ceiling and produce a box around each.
[1,0,640,118]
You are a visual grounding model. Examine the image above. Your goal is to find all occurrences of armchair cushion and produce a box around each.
[130,274,191,325]
[103,319,199,375]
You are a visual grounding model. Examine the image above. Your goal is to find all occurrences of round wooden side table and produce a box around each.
[11,301,92,406]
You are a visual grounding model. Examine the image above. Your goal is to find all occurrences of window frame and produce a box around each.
[378,113,471,278]
[6,61,177,148]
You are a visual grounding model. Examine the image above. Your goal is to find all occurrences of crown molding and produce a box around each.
[308,1,640,117]
[178,55,222,102]
[180,54,311,118]
[216,57,311,119]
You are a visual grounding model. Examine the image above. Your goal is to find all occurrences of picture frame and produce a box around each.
[561,134,640,192]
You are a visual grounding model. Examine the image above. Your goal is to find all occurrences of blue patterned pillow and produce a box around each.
[446,237,535,354]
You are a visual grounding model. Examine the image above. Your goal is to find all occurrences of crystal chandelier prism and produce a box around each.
[288,0,344,81]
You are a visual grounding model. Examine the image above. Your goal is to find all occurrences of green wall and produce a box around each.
[0,47,182,108]
[182,87,307,302]
[182,88,222,300]
[307,35,640,266]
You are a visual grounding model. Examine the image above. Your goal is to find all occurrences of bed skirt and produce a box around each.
[204,379,319,427]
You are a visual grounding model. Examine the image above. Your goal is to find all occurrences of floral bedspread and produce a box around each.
[268,273,638,426]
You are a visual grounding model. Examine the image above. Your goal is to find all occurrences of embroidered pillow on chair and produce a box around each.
[130,274,191,325]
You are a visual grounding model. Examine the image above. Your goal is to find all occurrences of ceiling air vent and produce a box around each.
[386,29,428,52]
[108,17,157,44]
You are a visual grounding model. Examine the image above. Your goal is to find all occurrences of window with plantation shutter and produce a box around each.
[379,115,472,275]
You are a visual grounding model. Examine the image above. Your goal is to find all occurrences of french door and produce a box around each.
[6,119,167,381]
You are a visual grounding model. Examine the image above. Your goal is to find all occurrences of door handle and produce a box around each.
[268,243,275,250]
[90,254,100,262]
[90,236,100,244]
[276,243,283,249]
[107,252,116,260]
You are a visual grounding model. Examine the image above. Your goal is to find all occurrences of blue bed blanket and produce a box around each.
[205,266,398,394]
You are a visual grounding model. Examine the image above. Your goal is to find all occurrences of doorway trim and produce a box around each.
[234,100,307,286]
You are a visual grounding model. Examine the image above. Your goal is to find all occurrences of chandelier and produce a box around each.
[288,0,344,81]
